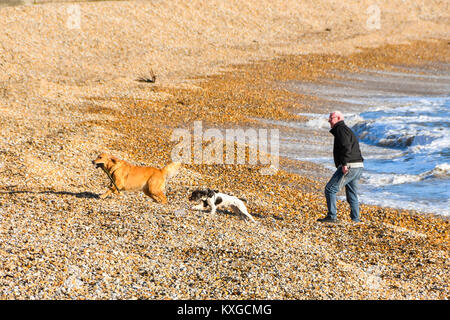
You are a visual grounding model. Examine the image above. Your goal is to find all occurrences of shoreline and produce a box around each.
[0,1,449,299]
[271,65,450,217]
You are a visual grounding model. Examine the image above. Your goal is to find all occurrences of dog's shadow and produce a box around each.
[194,207,266,220]
[45,191,99,199]
[193,208,234,217]
[1,190,99,199]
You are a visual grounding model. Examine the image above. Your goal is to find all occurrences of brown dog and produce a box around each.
[92,153,181,203]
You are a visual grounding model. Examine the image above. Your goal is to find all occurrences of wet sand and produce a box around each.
[0,1,449,299]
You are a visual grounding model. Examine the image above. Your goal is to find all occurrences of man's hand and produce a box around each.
[342,165,349,174]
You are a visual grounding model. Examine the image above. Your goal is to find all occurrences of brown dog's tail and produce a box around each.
[162,162,181,179]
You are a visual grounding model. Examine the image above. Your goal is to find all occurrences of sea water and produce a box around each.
[351,96,449,216]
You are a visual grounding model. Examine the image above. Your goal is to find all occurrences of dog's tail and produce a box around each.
[162,162,181,179]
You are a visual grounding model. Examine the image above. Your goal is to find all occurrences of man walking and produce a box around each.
[318,111,364,223]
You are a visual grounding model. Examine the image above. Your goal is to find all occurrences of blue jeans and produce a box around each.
[325,166,363,221]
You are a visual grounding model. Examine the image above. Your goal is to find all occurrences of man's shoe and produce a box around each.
[317,216,337,223]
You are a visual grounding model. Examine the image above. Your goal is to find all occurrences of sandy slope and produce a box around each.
[1,1,448,90]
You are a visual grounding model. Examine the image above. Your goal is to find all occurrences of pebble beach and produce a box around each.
[0,0,448,299]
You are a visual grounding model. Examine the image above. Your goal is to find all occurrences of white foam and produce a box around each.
[363,172,422,186]
[429,163,450,178]
[357,192,450,217]
[353,110,450,151]
[363,163,450,187]
[297,112,364,130]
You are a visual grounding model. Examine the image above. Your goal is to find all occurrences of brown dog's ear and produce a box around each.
[110,155,119,163]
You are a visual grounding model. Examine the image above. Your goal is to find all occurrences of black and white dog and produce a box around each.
[189,189,256,223]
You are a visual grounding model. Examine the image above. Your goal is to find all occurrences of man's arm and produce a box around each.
[336,126,352,173]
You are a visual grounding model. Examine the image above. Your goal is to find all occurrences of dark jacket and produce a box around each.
[330,121,364,168]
